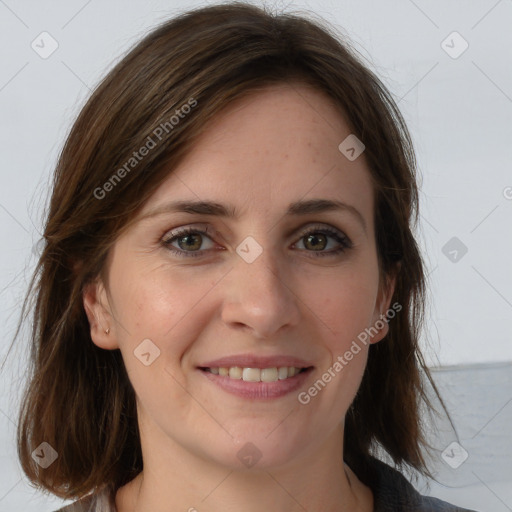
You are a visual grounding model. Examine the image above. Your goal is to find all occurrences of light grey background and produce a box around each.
[0,0,511,511]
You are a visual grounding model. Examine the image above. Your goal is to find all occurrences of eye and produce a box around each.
[162,226,217,258]
[293,225,352,257]
[161,224,352,258]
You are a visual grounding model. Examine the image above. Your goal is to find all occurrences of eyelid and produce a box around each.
[295,223,344,238]
[162,224,220,248]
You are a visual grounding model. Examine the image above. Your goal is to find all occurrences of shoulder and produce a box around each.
[53,487,115,512]
[361,456,480,512]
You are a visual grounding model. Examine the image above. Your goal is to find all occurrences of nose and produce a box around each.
[220,244,301,340]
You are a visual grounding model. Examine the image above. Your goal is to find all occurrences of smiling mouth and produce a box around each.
[199,366,311,382]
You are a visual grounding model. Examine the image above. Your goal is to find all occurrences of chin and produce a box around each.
[216,424,312,471]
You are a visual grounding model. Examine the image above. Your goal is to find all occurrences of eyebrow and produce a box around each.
[140,198,367,233]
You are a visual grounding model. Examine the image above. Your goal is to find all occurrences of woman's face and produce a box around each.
[85,83,396,472]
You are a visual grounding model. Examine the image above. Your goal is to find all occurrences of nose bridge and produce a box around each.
[221,236,300,338]
[242,245,284,297]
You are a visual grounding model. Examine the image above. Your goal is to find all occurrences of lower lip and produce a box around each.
[198,368,313,400]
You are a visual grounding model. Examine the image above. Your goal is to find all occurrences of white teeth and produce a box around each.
[207,366,304,382]
[229,367,242,379]
[261,368,278,382]
[278,367,289,380]
[242,368,261,382]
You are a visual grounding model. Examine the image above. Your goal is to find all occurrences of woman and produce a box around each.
[16,3,477,511]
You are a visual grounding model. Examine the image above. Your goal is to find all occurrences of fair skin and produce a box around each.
[84,83,396,512]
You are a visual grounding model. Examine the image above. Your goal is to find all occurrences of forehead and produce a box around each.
[142,84,374,226]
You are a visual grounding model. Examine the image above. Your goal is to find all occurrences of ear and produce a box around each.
[83,277,119,350]
[369,263,400,344]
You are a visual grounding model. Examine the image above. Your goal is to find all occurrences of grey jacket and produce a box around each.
[55,457,479,512]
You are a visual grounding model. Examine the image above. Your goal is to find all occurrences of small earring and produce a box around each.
[105,327,110,335]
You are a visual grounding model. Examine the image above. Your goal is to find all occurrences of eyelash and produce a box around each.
[161,225,352,259]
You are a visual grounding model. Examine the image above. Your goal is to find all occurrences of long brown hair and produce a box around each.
[12,1,449,499]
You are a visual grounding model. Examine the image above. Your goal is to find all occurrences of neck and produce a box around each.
[115,419,373,512]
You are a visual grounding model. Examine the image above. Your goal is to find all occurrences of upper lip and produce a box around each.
[198,354,314,369]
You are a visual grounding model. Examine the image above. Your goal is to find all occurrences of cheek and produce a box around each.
[109,260,223,401]
[110,254,217,338]
[111,271,207,423]
[300,265,378,344]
